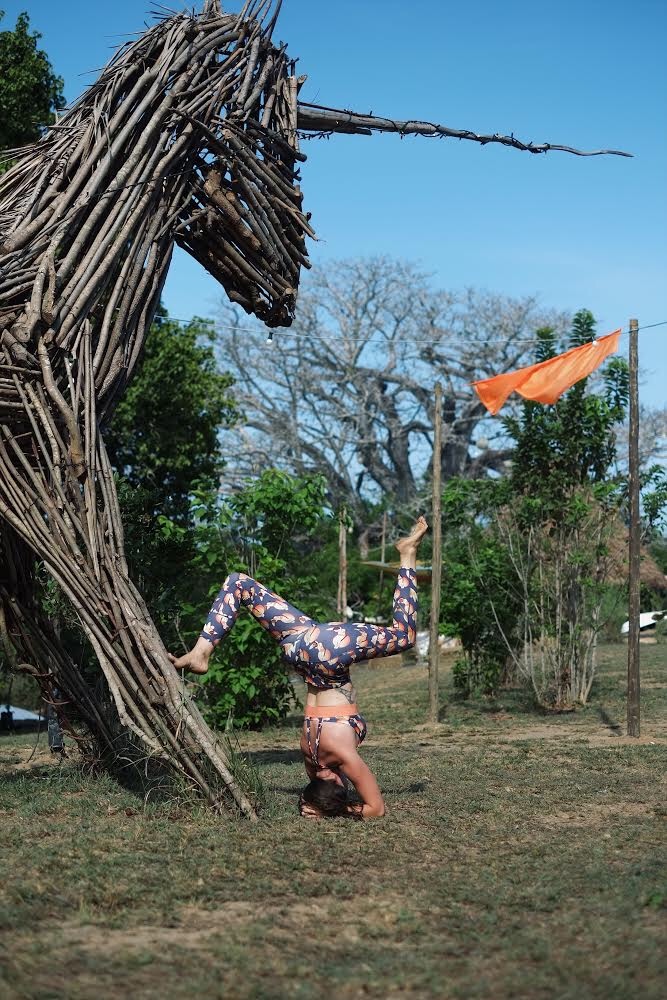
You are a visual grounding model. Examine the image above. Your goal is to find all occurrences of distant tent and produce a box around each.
[0,705,43,731]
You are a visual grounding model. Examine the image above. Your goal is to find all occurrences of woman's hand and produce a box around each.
[298,795,323,820]
[336,749,386,818]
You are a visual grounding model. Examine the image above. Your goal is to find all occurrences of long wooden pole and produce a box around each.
[627,319,640,737]
[378,510,387,618]
[429,383,443,723]
[337,507,347,617]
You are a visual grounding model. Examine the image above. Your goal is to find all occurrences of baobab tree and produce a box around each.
[216,257,569,527]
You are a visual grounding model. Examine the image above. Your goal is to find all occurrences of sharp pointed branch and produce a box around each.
[296,102,632,158]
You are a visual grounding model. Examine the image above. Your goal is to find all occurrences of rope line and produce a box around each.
[163,315,667,344]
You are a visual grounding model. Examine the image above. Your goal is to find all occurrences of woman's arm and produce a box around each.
[338,751,386,818]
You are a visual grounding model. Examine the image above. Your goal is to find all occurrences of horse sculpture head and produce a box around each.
[0,0,310,418]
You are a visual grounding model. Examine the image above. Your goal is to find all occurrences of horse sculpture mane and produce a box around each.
[0,0,630,816]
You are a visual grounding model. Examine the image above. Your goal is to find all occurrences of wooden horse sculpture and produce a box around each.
[0,0,629,814]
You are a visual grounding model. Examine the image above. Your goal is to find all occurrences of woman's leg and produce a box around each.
[171,518,428,675]
[200,572,313,646]
[304,566,418,667]
[295,516,428,670]
[169,572,313,673]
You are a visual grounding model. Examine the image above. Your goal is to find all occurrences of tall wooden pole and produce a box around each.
[378,510,387,617]
[627,319,641,737]
[337,508,348,617]
[429,383,443,723]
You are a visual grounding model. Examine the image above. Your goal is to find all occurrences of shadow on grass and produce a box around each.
[0,728,209,808]
[0,753,187,806]
[441,682,596,723]
[242,748,303,766]
[597,706,623,734]
[439,684,538,721]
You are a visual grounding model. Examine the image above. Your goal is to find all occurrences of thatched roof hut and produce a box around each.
[606,526,667,592]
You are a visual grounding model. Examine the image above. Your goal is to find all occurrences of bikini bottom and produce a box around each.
[303,703,367,769]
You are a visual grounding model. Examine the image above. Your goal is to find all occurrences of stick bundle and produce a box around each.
[0,0,310,815]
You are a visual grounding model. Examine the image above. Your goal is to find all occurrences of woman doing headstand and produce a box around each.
[170,516,428,819]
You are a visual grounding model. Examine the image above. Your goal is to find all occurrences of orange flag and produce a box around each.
[472,329,622,415]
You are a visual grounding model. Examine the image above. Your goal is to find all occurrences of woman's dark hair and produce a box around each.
[301,777,360,819]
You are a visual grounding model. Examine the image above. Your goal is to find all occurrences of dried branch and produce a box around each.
[296,102,633,158]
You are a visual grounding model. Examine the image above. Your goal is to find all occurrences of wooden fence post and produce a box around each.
[627,319,640,737]
[429,383,443,723]
[337,508,348,617]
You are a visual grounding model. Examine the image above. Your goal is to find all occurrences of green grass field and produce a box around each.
[1,644,666,1000]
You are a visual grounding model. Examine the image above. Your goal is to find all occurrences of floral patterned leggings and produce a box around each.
[199,568,418,688]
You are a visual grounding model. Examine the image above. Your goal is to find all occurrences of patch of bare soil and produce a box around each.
[537,801,660,829]
[3,893,434,1000]
[0,740,68,774]
[370,721,667,752]
[7,894,413,957]
[493,722,667,747]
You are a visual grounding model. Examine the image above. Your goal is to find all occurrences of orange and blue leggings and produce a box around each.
[199,568,418,688]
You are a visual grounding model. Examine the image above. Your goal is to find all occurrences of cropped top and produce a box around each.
[295,661,352,690]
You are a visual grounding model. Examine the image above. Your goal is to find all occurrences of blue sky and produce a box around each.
[4,1,666,405]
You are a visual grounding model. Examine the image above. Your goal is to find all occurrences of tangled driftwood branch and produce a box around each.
[0,0,630,813]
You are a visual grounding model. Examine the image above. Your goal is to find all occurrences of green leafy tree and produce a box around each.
[39,308,237,680]
[441,478,520,695]
[504,312,629,517]
[0,10,65,160]
[105,306,237,522]
[650,530,667,569]
[105,312,331,727]
[160,470,330,728]
[442,310,633,705]
[102,306,238,641]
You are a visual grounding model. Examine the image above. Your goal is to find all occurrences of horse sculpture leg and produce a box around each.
[0,349,256,817]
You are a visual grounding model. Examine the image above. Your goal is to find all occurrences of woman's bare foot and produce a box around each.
[395,515,429,569]
[168,637,214,675]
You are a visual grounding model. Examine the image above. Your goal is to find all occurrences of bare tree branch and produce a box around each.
[216,258,569,521]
